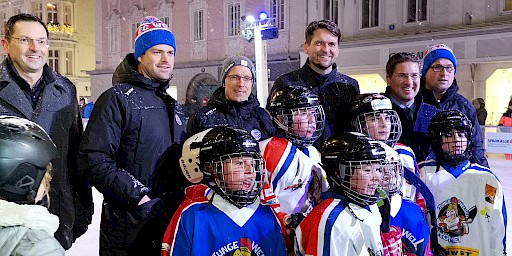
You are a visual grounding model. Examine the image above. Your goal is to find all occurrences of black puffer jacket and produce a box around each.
[0,58,90,249]
[187,86,275,140]
[269,59,360,150]
[77,54,187,255]
[420,78,489,167]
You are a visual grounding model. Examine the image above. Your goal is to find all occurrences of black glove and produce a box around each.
[285,213,306,229]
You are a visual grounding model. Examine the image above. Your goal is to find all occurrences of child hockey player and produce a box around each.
[161,127,286,256]
[420,110,506,255]
[0,116,64,255]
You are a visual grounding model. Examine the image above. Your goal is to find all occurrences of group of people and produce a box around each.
[0,13,506,256]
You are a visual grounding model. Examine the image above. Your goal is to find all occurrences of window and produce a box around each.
[160,17,170,26]
[362,0,379,28]
[506,0,512,11]
[270,0,285,29]
[65,51,73,75]
[324,0,339,25]
[109,24,119,52]
[227,3,241,36]
[193,10,204,41]
[48,50,59,73]
[131,22,141,49]
[407,0,427,22]
[32,3,43,20]
[63,4,72,26]
[47,3,58,24]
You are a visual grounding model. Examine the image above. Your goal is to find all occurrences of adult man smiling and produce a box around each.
[188,55,275,141]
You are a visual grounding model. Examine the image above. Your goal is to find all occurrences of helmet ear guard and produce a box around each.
[179,129,211,184]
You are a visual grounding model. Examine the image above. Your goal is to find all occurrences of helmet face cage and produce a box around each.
[208,152,264,208]
[274,105,325,148]
[381,151,403,197]
[333,159,385,206]
[353,109,402,146]
[429,111,473,166]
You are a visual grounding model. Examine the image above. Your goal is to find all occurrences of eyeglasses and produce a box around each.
[226,74,252,83]
[8,36,50,46]
[393,73,420,80]
[430,65,455,73]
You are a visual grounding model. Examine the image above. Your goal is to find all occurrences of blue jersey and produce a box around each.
[162,187,286,256]
[390,195,430,255]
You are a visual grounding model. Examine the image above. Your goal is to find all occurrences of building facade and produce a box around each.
[92,0,512,124]
[0,0,96,100]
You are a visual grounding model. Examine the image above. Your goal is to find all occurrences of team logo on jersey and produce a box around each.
[251,129,261,140]
[437,197,477,243]
[212,237,266,256]
[283,179,304,191]
[485,184,497,204]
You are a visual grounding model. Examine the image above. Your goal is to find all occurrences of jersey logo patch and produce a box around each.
[485,184,496,204]
[437,197,477,244]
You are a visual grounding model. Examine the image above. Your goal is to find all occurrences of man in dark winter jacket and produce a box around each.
[419,44,489,167]
[384,52,438,161]
[188,55,275,141]
[0,13,91,250]
[269,20,359,151]
[77,16,187,255]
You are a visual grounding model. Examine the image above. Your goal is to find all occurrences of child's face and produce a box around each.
[441,129,468,155]
[292,108,317,138]
[222,156,257,192]
[365,112,391,141]
[351,163,383,196]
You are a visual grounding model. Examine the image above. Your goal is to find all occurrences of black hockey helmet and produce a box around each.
[0,116,58,204]
[349,93,402,146]
[180,127,263,208]
[322,132,391,206]
[267,85,325,148]
[428,110,473,167]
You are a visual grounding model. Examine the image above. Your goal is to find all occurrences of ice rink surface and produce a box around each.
[66,156,512,255]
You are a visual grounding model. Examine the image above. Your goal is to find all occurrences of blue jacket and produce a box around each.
[419,79,489,167]
[384,87,439,161]
[269,59,360,151]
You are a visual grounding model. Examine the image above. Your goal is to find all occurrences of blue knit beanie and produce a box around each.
[134,16,176,60]
[422,44,457,76]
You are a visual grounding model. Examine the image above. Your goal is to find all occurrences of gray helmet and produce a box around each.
[0,116,58,204]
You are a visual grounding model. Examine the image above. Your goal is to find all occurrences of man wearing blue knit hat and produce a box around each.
[420,43,488,167]
[77,16,187,255]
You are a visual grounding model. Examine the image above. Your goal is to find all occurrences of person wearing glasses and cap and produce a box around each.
[187,55,275,141]
[419,44,488,168]
[0,13,91,250]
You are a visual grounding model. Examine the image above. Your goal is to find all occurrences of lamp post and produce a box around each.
[241,12,279,107]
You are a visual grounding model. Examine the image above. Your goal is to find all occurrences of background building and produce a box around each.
[92,0,512,124]
[0,0,96,101]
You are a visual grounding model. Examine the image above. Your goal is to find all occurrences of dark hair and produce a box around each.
[305,20,341,44]
[4,13,49,39]
[386,52,421,77]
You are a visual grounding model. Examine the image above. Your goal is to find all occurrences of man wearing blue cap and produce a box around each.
[419,44,488,167]
[77,16,187,255]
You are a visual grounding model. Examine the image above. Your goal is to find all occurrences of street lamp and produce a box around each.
[241,12,279,107]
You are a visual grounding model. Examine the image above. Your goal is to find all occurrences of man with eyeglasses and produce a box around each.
[188,55,275,141]
[419,44,488,167]
[383,52,438,162]
[0,13,92,250]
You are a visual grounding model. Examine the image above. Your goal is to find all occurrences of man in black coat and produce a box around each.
[269,20,359,151]
[188,55,275,141]
[0,13,91,249]
[419,44,488,167]
[77,16,186,255]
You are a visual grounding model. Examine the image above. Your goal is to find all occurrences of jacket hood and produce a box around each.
[0,200,59,235]
[208,86,261,110]
[112,53,169,91]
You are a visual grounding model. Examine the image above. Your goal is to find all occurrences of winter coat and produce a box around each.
[0,58,91,249]
[269,59,360,150]
[76,53,187,255]
[187,86,275,140]
[384,86,439,161]
[476,108,487,125]
[0,200,64,256]
[420,78,489,167]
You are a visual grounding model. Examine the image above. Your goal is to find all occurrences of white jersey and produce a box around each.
[295,196,384,256]
[419,160,506,255]
[394,143,419,200]
[259,136,329,214]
